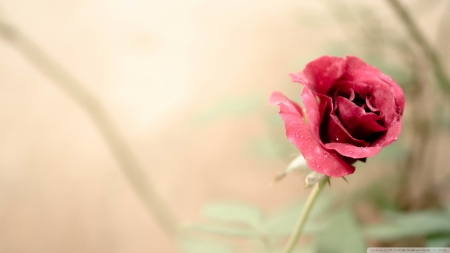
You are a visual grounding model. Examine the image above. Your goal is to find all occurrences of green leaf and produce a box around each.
[262,195,331,236]
[178,238,235,253]
[202,201,263,227]
[348,173,401,210]
[315,208,366,253]
[183,223,257,238]
[426,234,450,247]
[364,210,450,241]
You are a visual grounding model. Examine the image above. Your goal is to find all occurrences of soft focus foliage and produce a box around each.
[0,0,449,252]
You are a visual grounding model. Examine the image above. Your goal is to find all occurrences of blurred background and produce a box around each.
[0,0,449,252]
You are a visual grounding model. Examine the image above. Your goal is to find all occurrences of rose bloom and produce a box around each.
[270,56,405,177]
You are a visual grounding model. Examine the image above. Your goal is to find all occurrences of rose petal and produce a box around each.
[324,117,402,159]
[324,142,382,159]
[336,96,386,140]
[343,57,405,113]
[334,80,397,127]
[365,96,379,113]
[291,56,346,94]
[300,86,325,141]
[342,56,403,118]
[317,94,368,147]
[269,92,355,177]
[372,117,402,147]
[342,56,387,84]
[381,77,405,115]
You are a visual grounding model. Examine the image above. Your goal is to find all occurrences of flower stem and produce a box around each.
[385,0,450,94]
[282,178,327,253]
[0,17,178,237]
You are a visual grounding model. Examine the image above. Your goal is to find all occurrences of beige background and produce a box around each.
[0,0,448,252]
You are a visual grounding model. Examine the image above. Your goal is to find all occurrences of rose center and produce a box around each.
[334,90,386,141]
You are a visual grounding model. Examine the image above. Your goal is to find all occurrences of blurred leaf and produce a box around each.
[262,195,331,236]
[315,208,366,253]
[270,245,314,253]
[203,201,263,227]
[179,238,235,253]
[348,173,401,211]
[183,223,257,238]
[426,233,450,247]
[364,210,450,241]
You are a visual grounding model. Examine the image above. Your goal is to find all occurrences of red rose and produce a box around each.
[270,56,405,177]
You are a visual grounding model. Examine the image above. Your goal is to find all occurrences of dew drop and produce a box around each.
[336,137,339,141]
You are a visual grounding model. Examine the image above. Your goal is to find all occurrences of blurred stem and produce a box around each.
[260,235,273,253]
[436,0,450,66]
[282,178,327,253]
[0,18,177,236]
[385,0,450,94]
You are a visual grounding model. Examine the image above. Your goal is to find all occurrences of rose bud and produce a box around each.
[270,56,405,177]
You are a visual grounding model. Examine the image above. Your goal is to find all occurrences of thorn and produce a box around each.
[342,176,348,183]
[327,177,331,187]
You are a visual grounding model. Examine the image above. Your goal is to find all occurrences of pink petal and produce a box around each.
[291,56,346,94]
[342,56,386,83]
[269,92,355,177]
[324,142,382,159]
[324,93,401,159]
[336,96,386,140]
[334,80,398,127]
[300,86,325,141]
[317,94,368,147]
[381,77,405,115]
[365,96,379,113]
[372,117,402,147]
[342,56,403,119]
[324,118,402,159]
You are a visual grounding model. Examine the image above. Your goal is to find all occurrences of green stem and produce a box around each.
[0,18,178,237]
[385,0,450,94]
[282,178,327,253]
